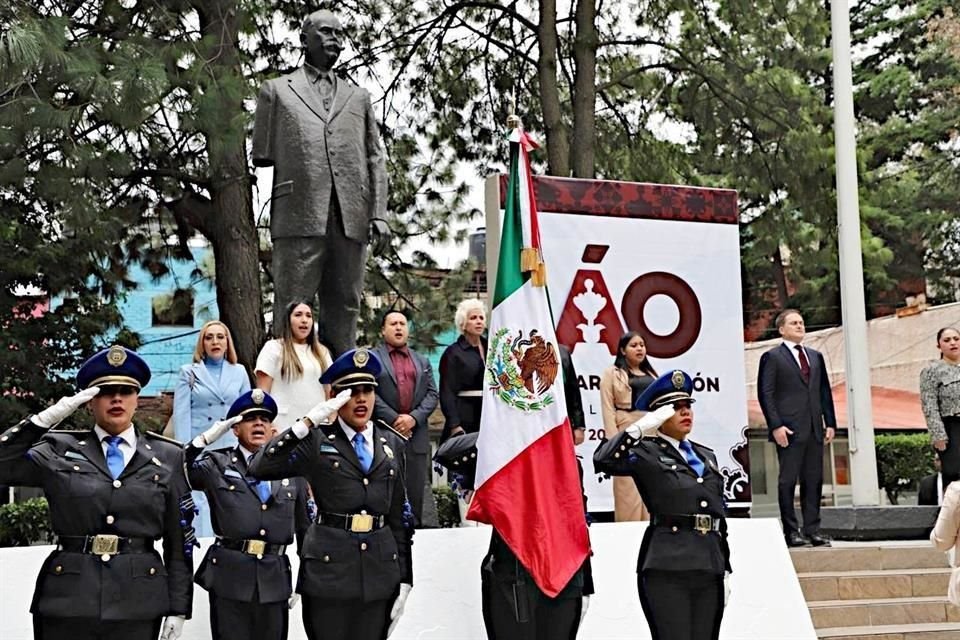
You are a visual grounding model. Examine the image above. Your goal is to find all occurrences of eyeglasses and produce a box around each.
[96,385,138,397]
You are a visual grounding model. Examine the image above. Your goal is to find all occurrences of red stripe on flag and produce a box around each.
[466,420,590,597]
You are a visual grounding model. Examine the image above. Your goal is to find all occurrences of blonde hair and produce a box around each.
[193,321,239,364]
[455,298,486,333]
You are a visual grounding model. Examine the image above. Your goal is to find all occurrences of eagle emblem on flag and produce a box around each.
[486,328,558,412]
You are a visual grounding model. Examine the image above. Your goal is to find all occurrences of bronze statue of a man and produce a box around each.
[253,10,388,356]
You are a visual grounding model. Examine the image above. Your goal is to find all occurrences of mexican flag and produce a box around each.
[466,125,590,597]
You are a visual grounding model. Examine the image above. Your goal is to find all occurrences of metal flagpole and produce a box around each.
[831,0,879,505]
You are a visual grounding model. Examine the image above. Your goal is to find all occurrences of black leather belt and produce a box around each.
[651,514,722,534]
[316,511,386,533]
[215,537,287,556]
[58,535,154,555]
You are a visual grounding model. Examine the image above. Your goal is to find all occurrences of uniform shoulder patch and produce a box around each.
[145,431,184,447]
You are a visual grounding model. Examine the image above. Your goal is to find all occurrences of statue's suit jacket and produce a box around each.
[252,67,387,242]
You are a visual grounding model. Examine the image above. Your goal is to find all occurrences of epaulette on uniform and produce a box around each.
[145,431,184,447]
[48,428,94,435]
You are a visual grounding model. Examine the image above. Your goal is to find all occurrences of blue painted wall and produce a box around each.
[114,247,218,397]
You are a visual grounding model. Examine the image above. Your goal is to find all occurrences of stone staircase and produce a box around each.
[792,542,960,639]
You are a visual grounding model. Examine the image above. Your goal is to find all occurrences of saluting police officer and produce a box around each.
[248,348,414,640]
[593,370,731,640]
[0,345,194,640]
[185,389,310,640]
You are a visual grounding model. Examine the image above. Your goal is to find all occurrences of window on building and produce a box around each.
[152,289,194,326]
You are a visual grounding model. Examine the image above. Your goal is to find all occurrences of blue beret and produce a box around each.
[76,345,151,391]
[634,370,696,411]
[227,389,278,421]
[319,348,382,389]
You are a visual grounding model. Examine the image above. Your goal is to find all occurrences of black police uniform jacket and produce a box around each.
[186,444,309,604]
[247,419,412,602]
[593,431,731,576]
[0,419,194,620]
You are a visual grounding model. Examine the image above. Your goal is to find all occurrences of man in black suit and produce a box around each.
[372,309,440,526]
[758,309,838,547]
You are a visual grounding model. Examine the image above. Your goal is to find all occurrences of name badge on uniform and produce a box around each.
[223,469,243,479]
[319,444,338,454]
[64,451,85,461]
[151,457,163,467]
[658,455,675,464]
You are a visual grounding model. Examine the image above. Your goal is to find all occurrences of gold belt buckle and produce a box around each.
[244,540,267,556]
[350,513,374,533]
[694,514,712,535]
[91,534,119,555]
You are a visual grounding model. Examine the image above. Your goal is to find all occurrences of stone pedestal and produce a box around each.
[820,505,940,540]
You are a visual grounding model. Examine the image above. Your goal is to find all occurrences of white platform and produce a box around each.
[0,518,815,639]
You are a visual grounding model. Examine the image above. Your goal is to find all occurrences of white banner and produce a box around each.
[537,212,750,511]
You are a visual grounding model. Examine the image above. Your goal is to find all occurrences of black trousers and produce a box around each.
[480,576,582,640]
[639,570,724,640]
[405,450,429,526]
[210,593,288,640]
[776,429,824,535]
[34,616,159,640]
[301,595,390,640]
[938,417,960,485]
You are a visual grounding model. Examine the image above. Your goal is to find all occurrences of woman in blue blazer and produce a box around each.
[173,320,251,537]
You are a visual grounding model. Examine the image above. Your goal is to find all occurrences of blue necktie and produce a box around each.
[104,436,125,479]
[353,433,372,473]
[248,455,271,502]
[679,440,705,477]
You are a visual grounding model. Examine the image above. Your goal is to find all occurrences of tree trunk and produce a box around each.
[571,0,597,178]
[538,0,570,176]
[772,245,789,310]
[191,0,265,373]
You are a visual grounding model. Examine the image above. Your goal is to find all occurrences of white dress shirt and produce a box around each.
[782,339,808,367]
[338,419,373,460]
[94,424,137,467]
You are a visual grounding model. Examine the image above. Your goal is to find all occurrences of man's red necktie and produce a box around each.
[795,345,810,382]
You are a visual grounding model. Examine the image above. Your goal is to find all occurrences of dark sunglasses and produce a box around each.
[96,385,138,397]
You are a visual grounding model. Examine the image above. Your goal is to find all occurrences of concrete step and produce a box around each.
[791,545,949,574]
[799,568,952,601]
[816,621,960,639]
[808,595,960,628]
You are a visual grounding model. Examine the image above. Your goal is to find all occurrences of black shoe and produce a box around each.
[808,533,832,547]
[785,532,811,547]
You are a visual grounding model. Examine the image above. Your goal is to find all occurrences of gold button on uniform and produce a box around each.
[73,465,80,471]
[259,529,266,536]
[228,485,235,491]
[261,504,268,511]
[323,555,330,562]
[149,567,156,575]
[54,565,63,574]
[106,515,115,524]
[671,526,678,533]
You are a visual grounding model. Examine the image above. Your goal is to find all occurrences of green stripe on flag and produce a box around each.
[494,140,529,307]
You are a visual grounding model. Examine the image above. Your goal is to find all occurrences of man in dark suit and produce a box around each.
[252,9,388,355]
[185,389,310,640]
[758,309,838,547]
[372,309,439,526]
[249,348,413,640]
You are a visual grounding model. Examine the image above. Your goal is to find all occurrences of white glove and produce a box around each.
[304,389,352,426]
[30,387,100,429]
[723,572,731,607]
[288,593,300,609]
[160,616,185,640]
[192,414,243,448]
[387,583,412,637]
[580,595,590,625]
[625,405,676,438]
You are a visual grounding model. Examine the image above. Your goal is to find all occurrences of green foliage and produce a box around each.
[431,485,461,529]
[875,433,937,505]
[0,498,53,547]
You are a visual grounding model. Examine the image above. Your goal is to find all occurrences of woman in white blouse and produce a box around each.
[255,300,333,430]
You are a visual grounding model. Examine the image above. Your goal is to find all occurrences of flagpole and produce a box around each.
[831,0,879,505]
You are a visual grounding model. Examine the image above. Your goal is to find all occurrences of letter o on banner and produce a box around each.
[620,272,702,358]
